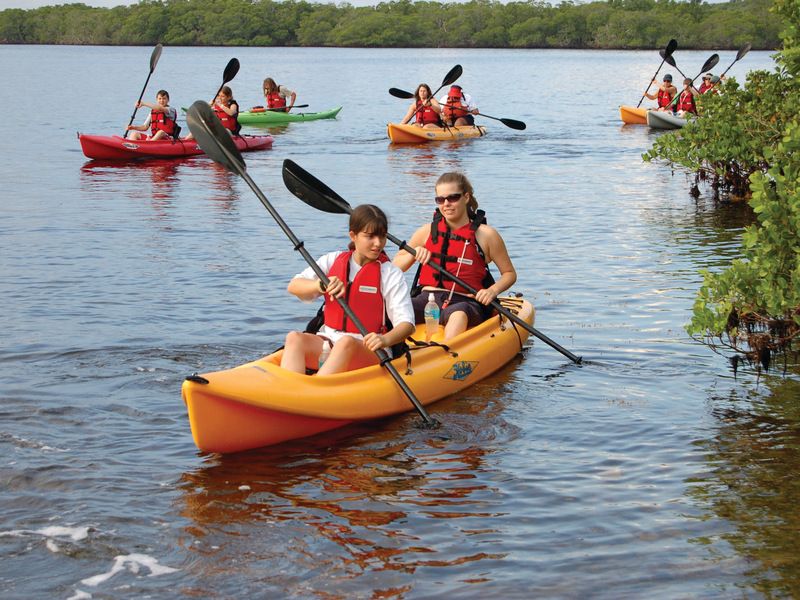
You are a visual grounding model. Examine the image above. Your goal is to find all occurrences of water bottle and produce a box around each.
[423,293,440,342]
[318,340,331,369]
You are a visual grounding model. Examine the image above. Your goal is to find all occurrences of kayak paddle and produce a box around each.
[431,64,463,98]
[637,39,677,108]
[212,58,240,103]
[123,44,162,138]
[709,43,751,91]
[281,159,582,365]
[184,100,439,429]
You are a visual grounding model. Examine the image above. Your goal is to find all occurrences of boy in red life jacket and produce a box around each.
[393,172,517,342]
[676,78,698,116]
[280,205,415,376]
[400,83,443,128]
[644,74,678,112]
[126,90,179,140]
[263,77,296,112]
[439,85,479,127]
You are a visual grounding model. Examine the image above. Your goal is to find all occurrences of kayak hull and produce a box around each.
[619,105,648,125]
[238,106,342,125]
[645,110,686,130]
[387,122,488,143]
[78,133,274,160]
[182,297,534,453]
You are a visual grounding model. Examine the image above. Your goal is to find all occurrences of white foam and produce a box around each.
[0,525,90,542]
[67,590,92,600]
[46,539,60,553]
[80,553,178,587]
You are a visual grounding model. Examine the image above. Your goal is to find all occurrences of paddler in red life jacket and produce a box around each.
[126,89,179,141]
[644,73,678,112]
[676,78,699,117]
[400,83,443,129]
[280,204,415,376]
[263,77,296,112]
[698,73,715,95]
[393,172,517,342]
[211,86,240,134]
[439,85,479,127]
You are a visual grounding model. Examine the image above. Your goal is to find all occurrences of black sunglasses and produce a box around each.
[434,192,463,205]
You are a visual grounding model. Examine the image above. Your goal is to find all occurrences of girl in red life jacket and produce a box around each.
[183,86,240,141]
[400,83,442,128]
[439,85,479,126]
[644,74,678,112]
[126,89,179,141]
[280,204,415,376]
[393,172,517,342]
[263,77,296,112]
[676,78,698,116]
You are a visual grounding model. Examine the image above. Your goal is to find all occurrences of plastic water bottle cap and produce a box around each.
[428,293,435,302]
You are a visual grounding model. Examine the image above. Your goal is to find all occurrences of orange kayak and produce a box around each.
[182,297,534,453]
[619,105,648,125]
[387,122,488,143]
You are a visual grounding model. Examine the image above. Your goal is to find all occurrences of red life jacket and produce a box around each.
[698,81,713,94]
[150,109,177,137]
[214,100,239,133]
[416,209,493,295]
[657,88,673,108]
[265,90,287,111]
[415,100,440,125]
[323,250,389,334]
[677,90,697,113]
[443,87,469,120]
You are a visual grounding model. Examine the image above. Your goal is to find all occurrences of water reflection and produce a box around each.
[691,377,800,597]
[175,365,525,594]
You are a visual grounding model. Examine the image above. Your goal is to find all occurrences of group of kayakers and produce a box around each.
[399,84,480,129]
[280,172,517,376]
[644,72,723,117]
[125,77,297,141]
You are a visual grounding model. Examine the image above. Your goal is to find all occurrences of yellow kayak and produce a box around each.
[619,105,648,125]
[387,122,488,143]
[182,297,534,453]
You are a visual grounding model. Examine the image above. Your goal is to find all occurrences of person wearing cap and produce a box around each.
[675,78,699,117]
[699,73,715,94]
[439,85,479,127]
[644,74,678,111]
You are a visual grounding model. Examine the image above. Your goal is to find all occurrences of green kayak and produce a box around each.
[238,106,342,125]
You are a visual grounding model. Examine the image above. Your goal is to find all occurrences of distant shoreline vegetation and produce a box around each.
[0,0,781,49]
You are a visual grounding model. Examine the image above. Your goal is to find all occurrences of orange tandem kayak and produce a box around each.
[182,296,534,453]
[387,122,488,143]
[619,105,648,125]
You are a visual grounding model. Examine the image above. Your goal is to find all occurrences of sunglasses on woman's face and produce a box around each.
[434,192,463,205]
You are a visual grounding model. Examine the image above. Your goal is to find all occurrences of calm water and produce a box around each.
[2,45,798,599]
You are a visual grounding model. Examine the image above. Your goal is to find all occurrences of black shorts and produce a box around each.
[411,290,492,329]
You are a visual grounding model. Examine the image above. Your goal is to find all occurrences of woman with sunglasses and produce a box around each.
[263,77,296,113]
[280,204,415,376]
[393,172,517,341]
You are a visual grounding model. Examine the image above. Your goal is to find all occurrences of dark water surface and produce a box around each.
[2,45,798,599]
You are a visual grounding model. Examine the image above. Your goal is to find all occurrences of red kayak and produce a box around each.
[78,133,273,160]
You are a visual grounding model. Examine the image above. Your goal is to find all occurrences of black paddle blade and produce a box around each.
[389,87,414,99]
[663,38,678,58]
[282,159,351,215]
[659,49,677,68]
[441,64,463,87]
[501,118,526,130]
[223,58,240,84]
[737,43,752,61]
[701,53,720,75]
[150,44,163,72]
[186,100,246,174]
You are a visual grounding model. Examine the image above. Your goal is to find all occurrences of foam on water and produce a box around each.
[0,525,90,542]
[80,553,178,587]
